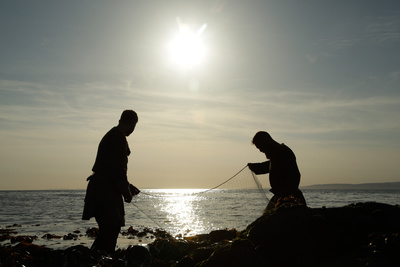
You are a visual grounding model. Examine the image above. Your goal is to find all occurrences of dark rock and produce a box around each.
[247,202,400,266]
[63,233,78,240]
[86,227,99,238]
[127,226,139,235]
[0,228,18,242]
[196,202,400,267]
[149,238,197,262]
[0,242,52,266]
[176,255,195,267]
[230,238,255,260]
[61,245,96,266]
[0,235,12,242]
[184,234,209,243]
[137,231,147,237]
[6,224,21,228]
[208,229,237,243]
[0,228,18,235]
[197,245,233,267]
[10,235,36,244]
[42,233,62,239]
[153,229,173,239]
[125,245,152,266]
[192,247,214,263]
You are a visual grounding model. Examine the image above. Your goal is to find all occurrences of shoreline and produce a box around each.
[2,202,400,266]
[0,224,166,250]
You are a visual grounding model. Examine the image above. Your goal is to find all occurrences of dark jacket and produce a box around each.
[250,144,301,196]
[82,127,131,226]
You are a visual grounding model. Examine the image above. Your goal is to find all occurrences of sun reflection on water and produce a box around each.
[157,189,208,235]
[131,188,268,237]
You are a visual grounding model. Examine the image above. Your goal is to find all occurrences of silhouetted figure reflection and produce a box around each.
[83,110,140,253]
[248,131,306,212]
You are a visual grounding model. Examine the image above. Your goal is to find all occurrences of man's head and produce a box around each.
[119,110,138,136]
[252,131,275,158]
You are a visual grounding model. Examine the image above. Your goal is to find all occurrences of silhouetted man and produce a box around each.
[83,110,140,253]
[248,131,306,212]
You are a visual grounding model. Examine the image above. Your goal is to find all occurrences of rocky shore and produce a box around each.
[1,202,400,267]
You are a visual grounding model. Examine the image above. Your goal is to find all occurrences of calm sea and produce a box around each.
[0,189,399,250]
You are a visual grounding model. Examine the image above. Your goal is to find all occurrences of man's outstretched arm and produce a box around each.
[248,161,270,175]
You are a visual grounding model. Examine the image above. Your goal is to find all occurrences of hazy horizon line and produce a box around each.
[1,181,400,191]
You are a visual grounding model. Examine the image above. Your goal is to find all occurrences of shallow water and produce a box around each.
[1,189,399,250]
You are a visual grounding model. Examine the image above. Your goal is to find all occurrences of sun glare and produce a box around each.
[168,19,207,70]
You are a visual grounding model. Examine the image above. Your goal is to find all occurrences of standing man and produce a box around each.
[83,109,140,253]
[248,131,306,212]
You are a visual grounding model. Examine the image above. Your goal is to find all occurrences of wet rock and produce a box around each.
[196,202,400,267]
[197,245,234,267]
[175,255,195,267]
[184,233,209,243]
[126,226,139,235]
[194,239,257,267]
[0,235,12,242]
[124,245,152,266]
[86,227,99,238]
[249,202,400,266]
[42,233,63,239]
[0,242,52,266]
[10,235,36,244]
[137,231,147,237]
[149,238,197,262]
[0,228,18,242]
[6,224,21,228]
[63,233,78,240]
[208,229,237,243]
[175,246,214,267]
[60,245,100,267]
[153,228,173,239]
[230,238,255,260]
[192,247,214,263]
[0,228,18,235]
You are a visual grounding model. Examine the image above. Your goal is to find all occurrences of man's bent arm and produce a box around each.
[248,161,270,175]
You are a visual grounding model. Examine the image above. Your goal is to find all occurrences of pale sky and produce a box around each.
[1,0,399,190]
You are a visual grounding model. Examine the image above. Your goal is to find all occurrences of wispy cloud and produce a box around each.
[363,15,400,44]
[232,88,400,145]
[313,15,400,60]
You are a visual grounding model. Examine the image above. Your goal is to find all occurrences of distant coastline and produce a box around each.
[301,181,400,190]
[1,182,400,191]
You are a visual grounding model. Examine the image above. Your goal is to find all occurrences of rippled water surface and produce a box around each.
[1,189,399,249]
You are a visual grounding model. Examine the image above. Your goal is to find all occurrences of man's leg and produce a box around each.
[100,223,121,254]
[92,215,121,254]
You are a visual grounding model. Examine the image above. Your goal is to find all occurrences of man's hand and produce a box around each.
[247,163,256,172]
[247,162,270,175]
[124,193,133,203]
[129,184,140,196]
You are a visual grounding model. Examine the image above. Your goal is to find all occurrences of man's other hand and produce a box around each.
[124,193,133,203]
[129,184,140,196]
[247,163,256,172]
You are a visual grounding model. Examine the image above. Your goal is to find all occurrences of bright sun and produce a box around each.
[168,19,207,70]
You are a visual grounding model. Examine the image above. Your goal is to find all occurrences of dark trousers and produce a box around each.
[91,215,121,254]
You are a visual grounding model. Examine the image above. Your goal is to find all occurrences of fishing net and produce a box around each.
[129,166,270,237]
